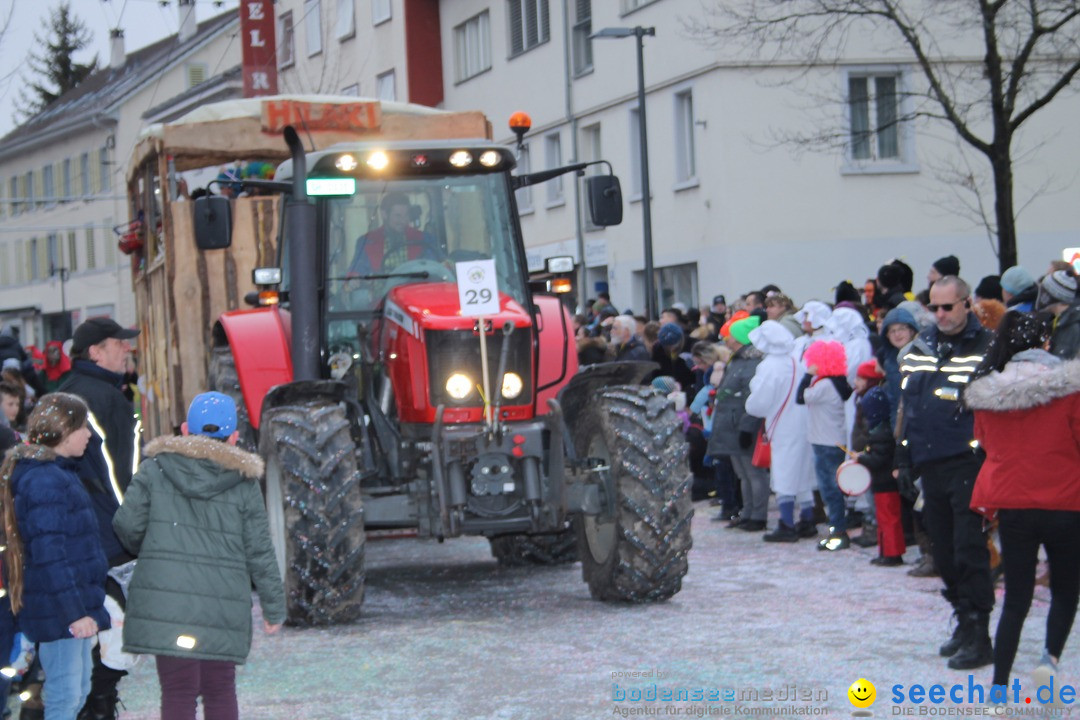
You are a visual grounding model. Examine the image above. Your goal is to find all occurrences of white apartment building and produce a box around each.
[436,0,1080,310]
[0,7,241,346]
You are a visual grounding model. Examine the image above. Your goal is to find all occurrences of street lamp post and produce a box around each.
[50,264,70,336]
[592,26,657,319]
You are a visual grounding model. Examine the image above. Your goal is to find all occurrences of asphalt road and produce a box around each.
[41,501,1080,719]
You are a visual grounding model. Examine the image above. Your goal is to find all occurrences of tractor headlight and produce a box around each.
[501,372,523,400]
[445,373,473,400]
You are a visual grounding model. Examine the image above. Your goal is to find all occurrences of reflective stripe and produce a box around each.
[131,417,142,480]
[904,354,937,363]
[951,355,984,363]
[86,411,124,505]
[946,375,970,383]
[939,365,979,373]
[900,376,909,390]
[900,364,937,373]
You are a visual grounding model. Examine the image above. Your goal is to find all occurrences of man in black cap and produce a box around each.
[60,317,141,720]
[928,255,961,289]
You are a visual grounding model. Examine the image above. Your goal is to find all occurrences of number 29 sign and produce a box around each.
[456,259,500,317]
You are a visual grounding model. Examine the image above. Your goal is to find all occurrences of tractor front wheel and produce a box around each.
[207,345,256,452]
[572,386,692,602]
[262,400,365,625]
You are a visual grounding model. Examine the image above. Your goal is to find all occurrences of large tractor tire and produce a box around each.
[489,527,579,567]
[572,386,692,602]
[207,346,256,452]
[261,401,365,625]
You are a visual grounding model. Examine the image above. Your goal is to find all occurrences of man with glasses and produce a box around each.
[896,276,994,670]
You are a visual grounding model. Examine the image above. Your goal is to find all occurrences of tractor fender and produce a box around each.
[534,295,578,415]
[555,360,657,439]
[214,307,293,429]
[260,379,350,425]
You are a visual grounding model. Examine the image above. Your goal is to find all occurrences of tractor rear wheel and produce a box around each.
[262,400,365,625]
[207,345,256,452]
[572,386,692,602]
[489,528,578,567]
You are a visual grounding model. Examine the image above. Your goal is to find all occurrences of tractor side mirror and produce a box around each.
[193,196,233,250]
[585,175,623,227]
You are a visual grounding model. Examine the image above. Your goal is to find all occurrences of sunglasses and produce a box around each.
[927,301,966,313]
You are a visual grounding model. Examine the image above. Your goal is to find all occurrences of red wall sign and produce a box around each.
[240,0,278,97]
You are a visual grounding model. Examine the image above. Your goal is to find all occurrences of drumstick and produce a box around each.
[835,444,859,460]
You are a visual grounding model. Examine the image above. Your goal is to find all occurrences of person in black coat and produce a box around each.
[855,386,903,566]
[57,317,141,720]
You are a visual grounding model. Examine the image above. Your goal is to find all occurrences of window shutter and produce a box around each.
[67,231,78,272]
[34,171,43,207]
[86,227,96,270]
[37,239,49,278]
[509,0,523,53]
[103,217,116,266]
[15,240,25,283]
[576,0,590,21]
[187,63,207,88]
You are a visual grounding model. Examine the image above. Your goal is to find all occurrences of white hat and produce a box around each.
[749,320,795,356]
[794,300,832,330]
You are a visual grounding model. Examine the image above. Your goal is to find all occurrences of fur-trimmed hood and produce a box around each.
[965,354,1080,411]
[142,435,264,500]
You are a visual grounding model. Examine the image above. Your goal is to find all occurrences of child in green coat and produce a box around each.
[112,392,284,720]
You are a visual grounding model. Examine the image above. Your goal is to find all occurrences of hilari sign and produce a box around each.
[456,259,500,317]
[240,0,278,97]
[261,100,383,133]
[1063,247,1080,275]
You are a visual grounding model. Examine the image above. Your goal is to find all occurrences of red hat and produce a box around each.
[857,360,885,381]
[719,310,749,339]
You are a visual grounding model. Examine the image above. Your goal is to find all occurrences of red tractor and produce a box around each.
[194,124,692,626]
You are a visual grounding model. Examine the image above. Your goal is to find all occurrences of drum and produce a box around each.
[836,460,871,496]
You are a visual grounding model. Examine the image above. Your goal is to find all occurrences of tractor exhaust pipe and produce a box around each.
[284,126,320,382]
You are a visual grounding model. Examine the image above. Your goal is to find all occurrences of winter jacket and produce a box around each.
[745,322,815,496]
[41,340,72,393]
[877,307,920,429]
[10,446,111,643]
[59,359,141,564]
[113,435,285,664]
[965,353,1080,518]
[797,374,852,446]
[898,313,991,468]
[647,343,695,391]
[774,312,804,340]
[1051,304,1080,360]
[855,421,898,494]
[705,343,764,456]
[613,335,650,362]
[1004,284,1037,313]
[577,336,610,366]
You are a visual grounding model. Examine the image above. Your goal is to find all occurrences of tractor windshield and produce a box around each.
[324,174,528,313]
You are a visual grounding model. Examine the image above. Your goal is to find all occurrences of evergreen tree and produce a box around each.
[15,2,97,121]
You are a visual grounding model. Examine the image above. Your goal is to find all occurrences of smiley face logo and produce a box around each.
[848,678,876,708]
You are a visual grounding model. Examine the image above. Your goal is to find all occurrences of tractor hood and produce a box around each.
[384,283,532,332]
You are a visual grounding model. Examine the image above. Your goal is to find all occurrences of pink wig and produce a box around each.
[803,340,848,378]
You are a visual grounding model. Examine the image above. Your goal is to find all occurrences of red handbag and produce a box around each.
[750,359,796,469]
[751,428,771,468]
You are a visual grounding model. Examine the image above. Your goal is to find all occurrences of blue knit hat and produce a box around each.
[657,322,684,349]
[651,376,679,394]
[187,391,238,439]
[859,386,890,429]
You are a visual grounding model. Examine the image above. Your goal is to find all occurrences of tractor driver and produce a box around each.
[347,192,445,277]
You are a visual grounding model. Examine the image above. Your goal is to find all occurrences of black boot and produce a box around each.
[762,522,799,543]
[76,691,119,720]
[939,611,965,657]
[948,612,993,670]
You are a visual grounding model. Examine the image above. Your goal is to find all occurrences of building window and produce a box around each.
[572,0,591,76]
[278,11,295,68]
[46,233,60,275]
[674,89,696,184]
[455,11,491,83]
[849,72,900,162]
[629,107,642,198]
[580,123,601,230]
[544,132,564,206]
[99,148,111,193]
[10,177,18,215]
[62,159,72,200]
[25,171,34,209]
[0,243,8,286]
[508,0,549,56]
[42,165,55,205]
[336,0,354,39]
[515,143,533,213]
[80,153,90,196]
[304,0,322,57]
[86,226,96,270]
[622,0,659,12]
[376,70,395,101]
[67,230,78,272]
[340,83,359,96]
[29,237,40,280]
[372,0,391,25]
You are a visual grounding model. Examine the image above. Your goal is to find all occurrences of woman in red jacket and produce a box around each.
[965,312,1080,696]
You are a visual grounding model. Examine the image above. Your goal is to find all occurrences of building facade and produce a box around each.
[0,7,241,346]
